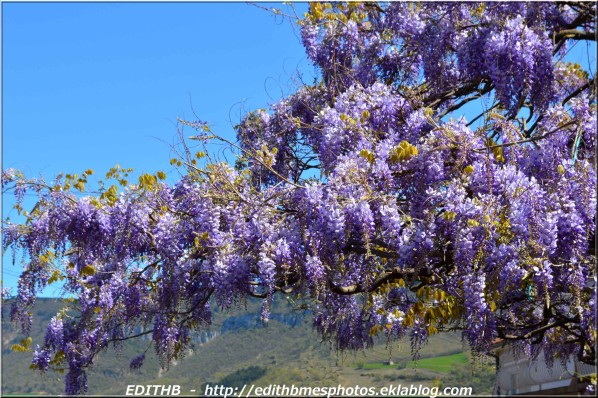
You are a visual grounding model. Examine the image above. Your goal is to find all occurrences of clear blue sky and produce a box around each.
[1,2,312,294]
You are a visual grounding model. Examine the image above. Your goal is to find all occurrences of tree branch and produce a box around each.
[554,29,596,41]
[328,266,431,295]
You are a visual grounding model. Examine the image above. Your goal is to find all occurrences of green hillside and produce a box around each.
[2,298,495,395]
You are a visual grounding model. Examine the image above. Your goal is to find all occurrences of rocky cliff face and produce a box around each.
[190,311,308,344]
[221,312,306,332]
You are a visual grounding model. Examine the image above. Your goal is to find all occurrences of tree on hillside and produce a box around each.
[3,2,596,395]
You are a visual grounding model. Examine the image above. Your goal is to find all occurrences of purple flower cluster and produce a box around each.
[2,2,596,394]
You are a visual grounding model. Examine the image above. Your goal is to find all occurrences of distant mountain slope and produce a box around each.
[2,298,495,395]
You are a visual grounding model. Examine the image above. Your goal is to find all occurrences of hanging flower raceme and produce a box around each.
[2,2,596,395]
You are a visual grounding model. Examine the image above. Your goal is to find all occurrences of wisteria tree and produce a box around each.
[2,2,596,395]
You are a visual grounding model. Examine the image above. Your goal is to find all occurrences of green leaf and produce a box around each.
[156,171,167,180]
[557,164,565,175]
[389,141,418,164]
[48,270,64,284]
[80,265,96,277]
[359,149,375,163]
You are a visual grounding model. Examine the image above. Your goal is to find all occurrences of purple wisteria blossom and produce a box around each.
[2,2,596,395]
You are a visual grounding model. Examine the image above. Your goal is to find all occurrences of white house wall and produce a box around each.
[494,347,594,395]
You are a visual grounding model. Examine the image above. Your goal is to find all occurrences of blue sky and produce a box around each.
[2,2,312,293]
